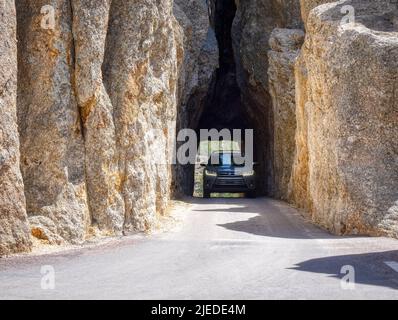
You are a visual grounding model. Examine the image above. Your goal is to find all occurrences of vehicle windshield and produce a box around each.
[208,153,245,167]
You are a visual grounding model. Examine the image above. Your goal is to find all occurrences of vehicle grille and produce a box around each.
[215,177,245,187]
[218,171,236,177]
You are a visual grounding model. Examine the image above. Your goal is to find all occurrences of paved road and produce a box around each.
[1,197,398,299]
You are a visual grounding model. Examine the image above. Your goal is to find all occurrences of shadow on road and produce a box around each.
[190,197,358,240]
[216,215,353,239]
[290,250,398,290]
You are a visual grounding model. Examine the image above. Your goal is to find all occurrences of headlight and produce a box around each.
[205,170,217,177]
[242,170,254,177]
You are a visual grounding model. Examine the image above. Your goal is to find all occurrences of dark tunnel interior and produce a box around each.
[197,0,247,131]
[176,0,270,198]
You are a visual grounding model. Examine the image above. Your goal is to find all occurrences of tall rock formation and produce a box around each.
[173,0,219,195]
[72,0,125,235]
[0,0,216,255]
[1,0,398,255]
[268,28,305,200]
[290,0,398,235]
[0,0,31,255]
[16,0,90,244]
[102,0,181,232]
[232,0,303,194]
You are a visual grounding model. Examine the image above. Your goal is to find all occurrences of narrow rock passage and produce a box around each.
[1,198,398,299]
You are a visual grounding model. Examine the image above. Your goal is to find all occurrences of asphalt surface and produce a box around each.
[1,197,398,299]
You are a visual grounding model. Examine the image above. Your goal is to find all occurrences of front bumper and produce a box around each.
[204,174,256,193]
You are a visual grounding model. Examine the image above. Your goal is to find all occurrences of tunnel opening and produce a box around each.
[189,0,262,198]
[174,0,272,199]
[193,0,246,198]
[198,0,245,132]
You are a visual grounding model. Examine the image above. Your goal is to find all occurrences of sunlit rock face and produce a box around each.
[290,0,398,236]
[0,0,213,254]
[280,1,336,214]
[0,0,32,255]
[268,28,305,200]
[299,0,336,27]
[72,0,125,235]
[16,0,90,244]
[103,0,181,233]
[9,0,196,248]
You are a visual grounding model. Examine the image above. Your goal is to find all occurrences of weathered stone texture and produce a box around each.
[2,0,398,255]
[174,0,219,120]
[29,215,64,245]
[233,0,302,101]
[288,52,312,212]
[291,0,398,235]
[16,0,90,244]
[72,0,125,235]
[173,0,219,195]
[300,0,335,27]
[268,28,305,200]
[232,0,303,193]
[103,0,180,232]
[2,0,214,250]
[0,0,32,255]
